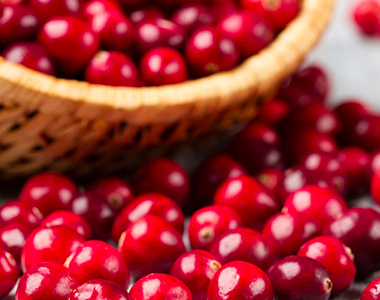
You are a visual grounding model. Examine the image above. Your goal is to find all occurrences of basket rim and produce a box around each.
[0,0,335,116]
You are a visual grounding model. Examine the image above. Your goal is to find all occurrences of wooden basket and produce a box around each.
[0,0,335,178]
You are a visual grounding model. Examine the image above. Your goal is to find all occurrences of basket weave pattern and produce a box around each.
[0,0,335,178]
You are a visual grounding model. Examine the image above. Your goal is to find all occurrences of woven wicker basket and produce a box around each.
[0,0,335,178]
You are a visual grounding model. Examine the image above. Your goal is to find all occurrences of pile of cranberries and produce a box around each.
[0,0,300,87]
[1,64,380,299]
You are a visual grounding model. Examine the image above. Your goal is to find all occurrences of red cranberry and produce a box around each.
[82,0,122,20]
[210,228,275,270]
[353,0,380,35]
[185,26,239,76]
[118,215,186,279]
[0,247,19,298]
[20,172,78,217]
[323,207,380,278]
[140,47,188,86]
[85,51,140,87]
[361,277,380,300]
[0,5,40,45]
[227,122,284,174]
[262,212,320,257]
[41,211,92,240]
[334,100,372,125]
[372,168,380,205]
[283,185,348,228]
[172,4,214,35]
[21,225,84,272]
[130,6,165,25]
[218,11,274,58]
[29,0,83,22]
[267,255,332,300]
[0,0,25,4]
[255,99,290,126]
[38,17,99,76]
[193,154,246,206]
[298,236,356,294]
[188,205,242,250]
[277,82,322,108]
[112,193,184,243]
[0,222,32,262]
[16,262,78,300]
[214,175,280,230]
[69,279,132,300]
[0,200,42,229]
[65,240,129,288]
[170,250,221,300]
[69,191,115,241]
[209,0,237,21]
[132,158,190,207]
[208,260,273,300]
[256,168,284,204]
[2,42,55,76]
[365,150,380,185]
[130,273,192,300]
[242,0,299,31]
[90,11,134,52]
[88,177,134,213]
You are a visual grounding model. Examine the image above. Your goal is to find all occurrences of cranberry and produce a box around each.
[29,0,83,22]
[0,247,19,298]
[277,82,322,108]
[242,0,299,31]
[82,0,122,20]
[218,11,274,58]
[21,225,85,272]
[361,277,380,300]
[130,273,192,300]
[132,158,190,207]
[16,262,78,300]
[118,215,186,279]
[2,42,55,76]
[353,0,380,35]
[262,212,320,257]
[0,222,32,262]
[140,47,188,86]
[267,255,332,300]
[185,26,239,76]
[170,250,221,300]
[69,279,132,300]
[214,175,280,230]
[283,185,348,228]
[323,207,380,277]
[365,150,380,185]
[85,51,140,87]
[256,168,284,204]
[208,261,273,300]
[38,17,99,76]
[209,0,237,21]
[255,99,290,126]
[130,6,165,25]
[188,205,242,250]
[0,200,42,229]
[227,122,284,174]
[0,0,25,4]
[210,228,275,270]
[172,4,214,35]
[65,240,129,288]
[69,191,115,241]
[87,177,134,213]
[41,211,92,240]
[334,100,372,125]
[193,154,246,206]
[372,168,380,205]
[20,172,78,217]
[112,193,184,243]
[298,236,356,294]
[135,19,186,53]
[0,5,40,45]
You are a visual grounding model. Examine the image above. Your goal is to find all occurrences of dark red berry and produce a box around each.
[82,0,121,19]
[170,250,221,300]
[298,236,356,294]
[112,193,184,243]
[353,0,380,35]
[256,168,284,204]
[0,200,42,229]
[118,215,186,280]
[69,279,132,300]
[267,255,332,300]
[334,100,372,125]
[255,99,290,126]
[208,260,273,300]
[172,4,214,34]
[130,273,192,300]
[0,247,19,299]
[361,277,380,300]
[16,262,78,300]
[188,205,242,250]
[20,172,78,217]
[130,6,164,25]
[365,150,380,185]
[30,0,83,22]
[0,222,32,262]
